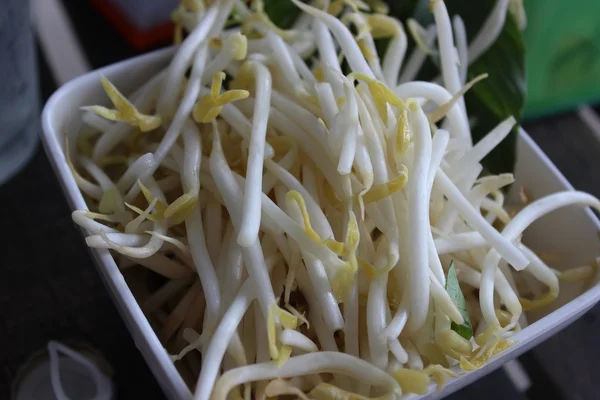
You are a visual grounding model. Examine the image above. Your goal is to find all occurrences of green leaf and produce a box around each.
[264,0,302,29]
[445,261,473,340]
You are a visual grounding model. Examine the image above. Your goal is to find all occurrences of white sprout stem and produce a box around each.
[160,280,202,342]
[436,163,483,233]
[193,282,255,400]
[126,254,193,279]
[468,175,515,213]
[398,25,437,84]
[287,33,316,60]
[482,194,511,225]
[356,85,386,140]
[353,133,375,193]
[382,22,408,88]
[358,331,373,395]
[337,121,358,175]
[238,61,272,247]
[215,222,235,287]
[236,98,350,198]
[80,157,120,194]
[85,232,147,248]
[468,0,510,64]
[186,206,222,335]
[436,170,529,269]
[170,142,185,170]
[344,278,360,357]
[452,15,468,85]
[116,153,156,193]
[180,117,222,348]
[480,250,521,327]
[211,352,401,400]
[332,84,359,174]
[210,127,277,315]
[264,159,333,239]
[504,192,600,267]
[157,5,219,117]
[404,340,424,370]
[203,33,247,83]
[72,210,120,234]
[429,269,463,324]
[388,338,409,365]
[291,0,374,78]
[481,192,600,327]
[208,0,235,37]
[519,244,559,294]
[313,20,343,96]
[82,110,113,132]
[100,181,168,259]
[296,265,339,352]
[69,162,103,200]
[395,81,469,144]
[315,82,339,127]
[302,248,345,332]
[434,231,487,254]
[367,254,390,369]
[280,189,345,332]
[234,171,347,270]
[205,197,223,265]
[280,329,319,353]
[448,116,516,180]
[262,147,298,194]
[428,234,445,285]
[454,261,483,288]
[347,81,397,243]
[427,129,450,284]
[432,0,467,132]
[270,91,329,151]
[217,101,275,159]
[405,104,433,332]
[265,32,305,94]
[383,299,408,339]
[288,42,317,84]
[182,119,202,194]
[341,12,384,80]
[301,163,321,207]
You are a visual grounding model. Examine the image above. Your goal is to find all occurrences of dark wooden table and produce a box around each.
[1,1,599,399]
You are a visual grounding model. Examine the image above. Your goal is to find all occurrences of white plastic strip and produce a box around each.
[578,106,600,143]
[31,0,91,84]
[503,360,531,392]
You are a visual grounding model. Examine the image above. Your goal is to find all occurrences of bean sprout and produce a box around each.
[66,1,600,398]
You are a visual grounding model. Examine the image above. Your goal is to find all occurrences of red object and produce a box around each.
[89,0,175,50]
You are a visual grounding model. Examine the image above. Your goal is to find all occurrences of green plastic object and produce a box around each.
[523,1,600,118]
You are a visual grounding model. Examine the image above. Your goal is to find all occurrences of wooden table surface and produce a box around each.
[1,1,599,399]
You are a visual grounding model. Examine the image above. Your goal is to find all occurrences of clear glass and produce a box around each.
[0,0,40,186]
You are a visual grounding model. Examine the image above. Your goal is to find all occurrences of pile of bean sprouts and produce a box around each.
[68,0,600,398]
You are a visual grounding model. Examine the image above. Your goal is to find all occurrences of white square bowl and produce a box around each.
[41,47,600,400]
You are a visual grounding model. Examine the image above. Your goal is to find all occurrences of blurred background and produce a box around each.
[1,0,600,399]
